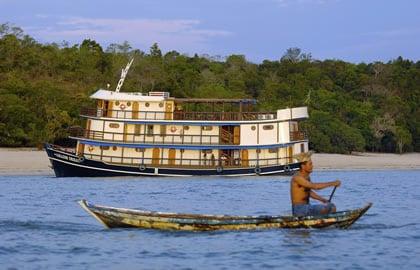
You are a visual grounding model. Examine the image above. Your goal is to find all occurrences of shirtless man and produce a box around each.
[291,151,341,217]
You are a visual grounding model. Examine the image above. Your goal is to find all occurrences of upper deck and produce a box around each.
[82,90,308,123]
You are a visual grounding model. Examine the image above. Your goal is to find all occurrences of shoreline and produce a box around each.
[0,148,419,176]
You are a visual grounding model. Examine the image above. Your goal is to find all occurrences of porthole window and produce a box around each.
[145,102,150,107]
[184,125,189,130]
[251,126,256,131]
[159,102,164,107]
[127,101,131,106]
[112,146,118,151]
[109,123,120,128]
[115,101,120,106]
[263,125,274,130]
[202,126,213,131]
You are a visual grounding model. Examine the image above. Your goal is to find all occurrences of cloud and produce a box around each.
[25,16,232,53]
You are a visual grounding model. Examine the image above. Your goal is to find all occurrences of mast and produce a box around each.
[115,58,134,93]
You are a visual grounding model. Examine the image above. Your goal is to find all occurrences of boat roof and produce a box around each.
[174,98,256,104]
[90,89,166,102]
[90,89,257,104]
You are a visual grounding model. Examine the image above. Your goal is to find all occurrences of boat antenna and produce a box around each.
[115,58,134,93]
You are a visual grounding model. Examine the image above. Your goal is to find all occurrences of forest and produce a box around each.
[0,23,419,153]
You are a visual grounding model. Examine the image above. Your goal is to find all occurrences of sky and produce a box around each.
[1,0,419,63]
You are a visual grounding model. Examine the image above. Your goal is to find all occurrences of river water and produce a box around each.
[1,170,419,269]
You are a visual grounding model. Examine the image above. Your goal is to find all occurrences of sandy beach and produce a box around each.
[0,148,419,176]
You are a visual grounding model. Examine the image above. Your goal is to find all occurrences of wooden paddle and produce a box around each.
[328,186,337,202]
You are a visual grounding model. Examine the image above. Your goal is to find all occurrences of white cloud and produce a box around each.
[25,16,232,53]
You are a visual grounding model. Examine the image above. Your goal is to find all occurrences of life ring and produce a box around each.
[254,166,261,174]
[216,166,223,173]
[78,156,85,163]
[170,126,177,133]
[119,104,126,110]
[284,165,291,172]
[139,164,146,171]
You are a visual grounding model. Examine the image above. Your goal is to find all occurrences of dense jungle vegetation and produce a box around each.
[1,23,419,153]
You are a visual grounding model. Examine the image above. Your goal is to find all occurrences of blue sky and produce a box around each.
[1,0,419,63]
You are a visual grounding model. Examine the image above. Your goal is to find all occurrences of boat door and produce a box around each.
[168,149,176,165]
[77,143,85,155]
[288,146,293,163]
[233,126,240,145]
[107,101,113,117]
[165,101,173,120]
[152,148,160,165]
[86,119,92,138]
[241,149,249,167]
[132,102,139,119]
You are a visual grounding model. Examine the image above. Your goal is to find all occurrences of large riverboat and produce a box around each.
[45,60,309,177]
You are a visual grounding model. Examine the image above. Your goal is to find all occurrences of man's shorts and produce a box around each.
[292,203,336,217]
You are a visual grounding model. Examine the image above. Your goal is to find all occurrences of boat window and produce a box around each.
[268,148,278,153]
[256,149,261,153]
[184,125,189,131]
[135,148,145,152]
[127,101,131,107]
[263,125,274,130]
[159,102,164,107]
[109,123,120,128]
[202,126,213,131]
[300,143,305,153]
[145,102,150,107]
[147,125,154,136]
[251,125,256,131]
[100,146,110,150]
[112,146,118,151]
[115,101,120,106]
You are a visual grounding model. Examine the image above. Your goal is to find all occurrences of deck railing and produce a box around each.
[289,131,307,141]
[69,127,308,145]
[69,127,221,145]
[81,152,293,168]
[80,107,277,121]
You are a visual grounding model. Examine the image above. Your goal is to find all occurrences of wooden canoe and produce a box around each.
[79,200,372,231]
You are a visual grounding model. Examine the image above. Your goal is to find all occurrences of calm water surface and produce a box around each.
[1,170,420,269]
